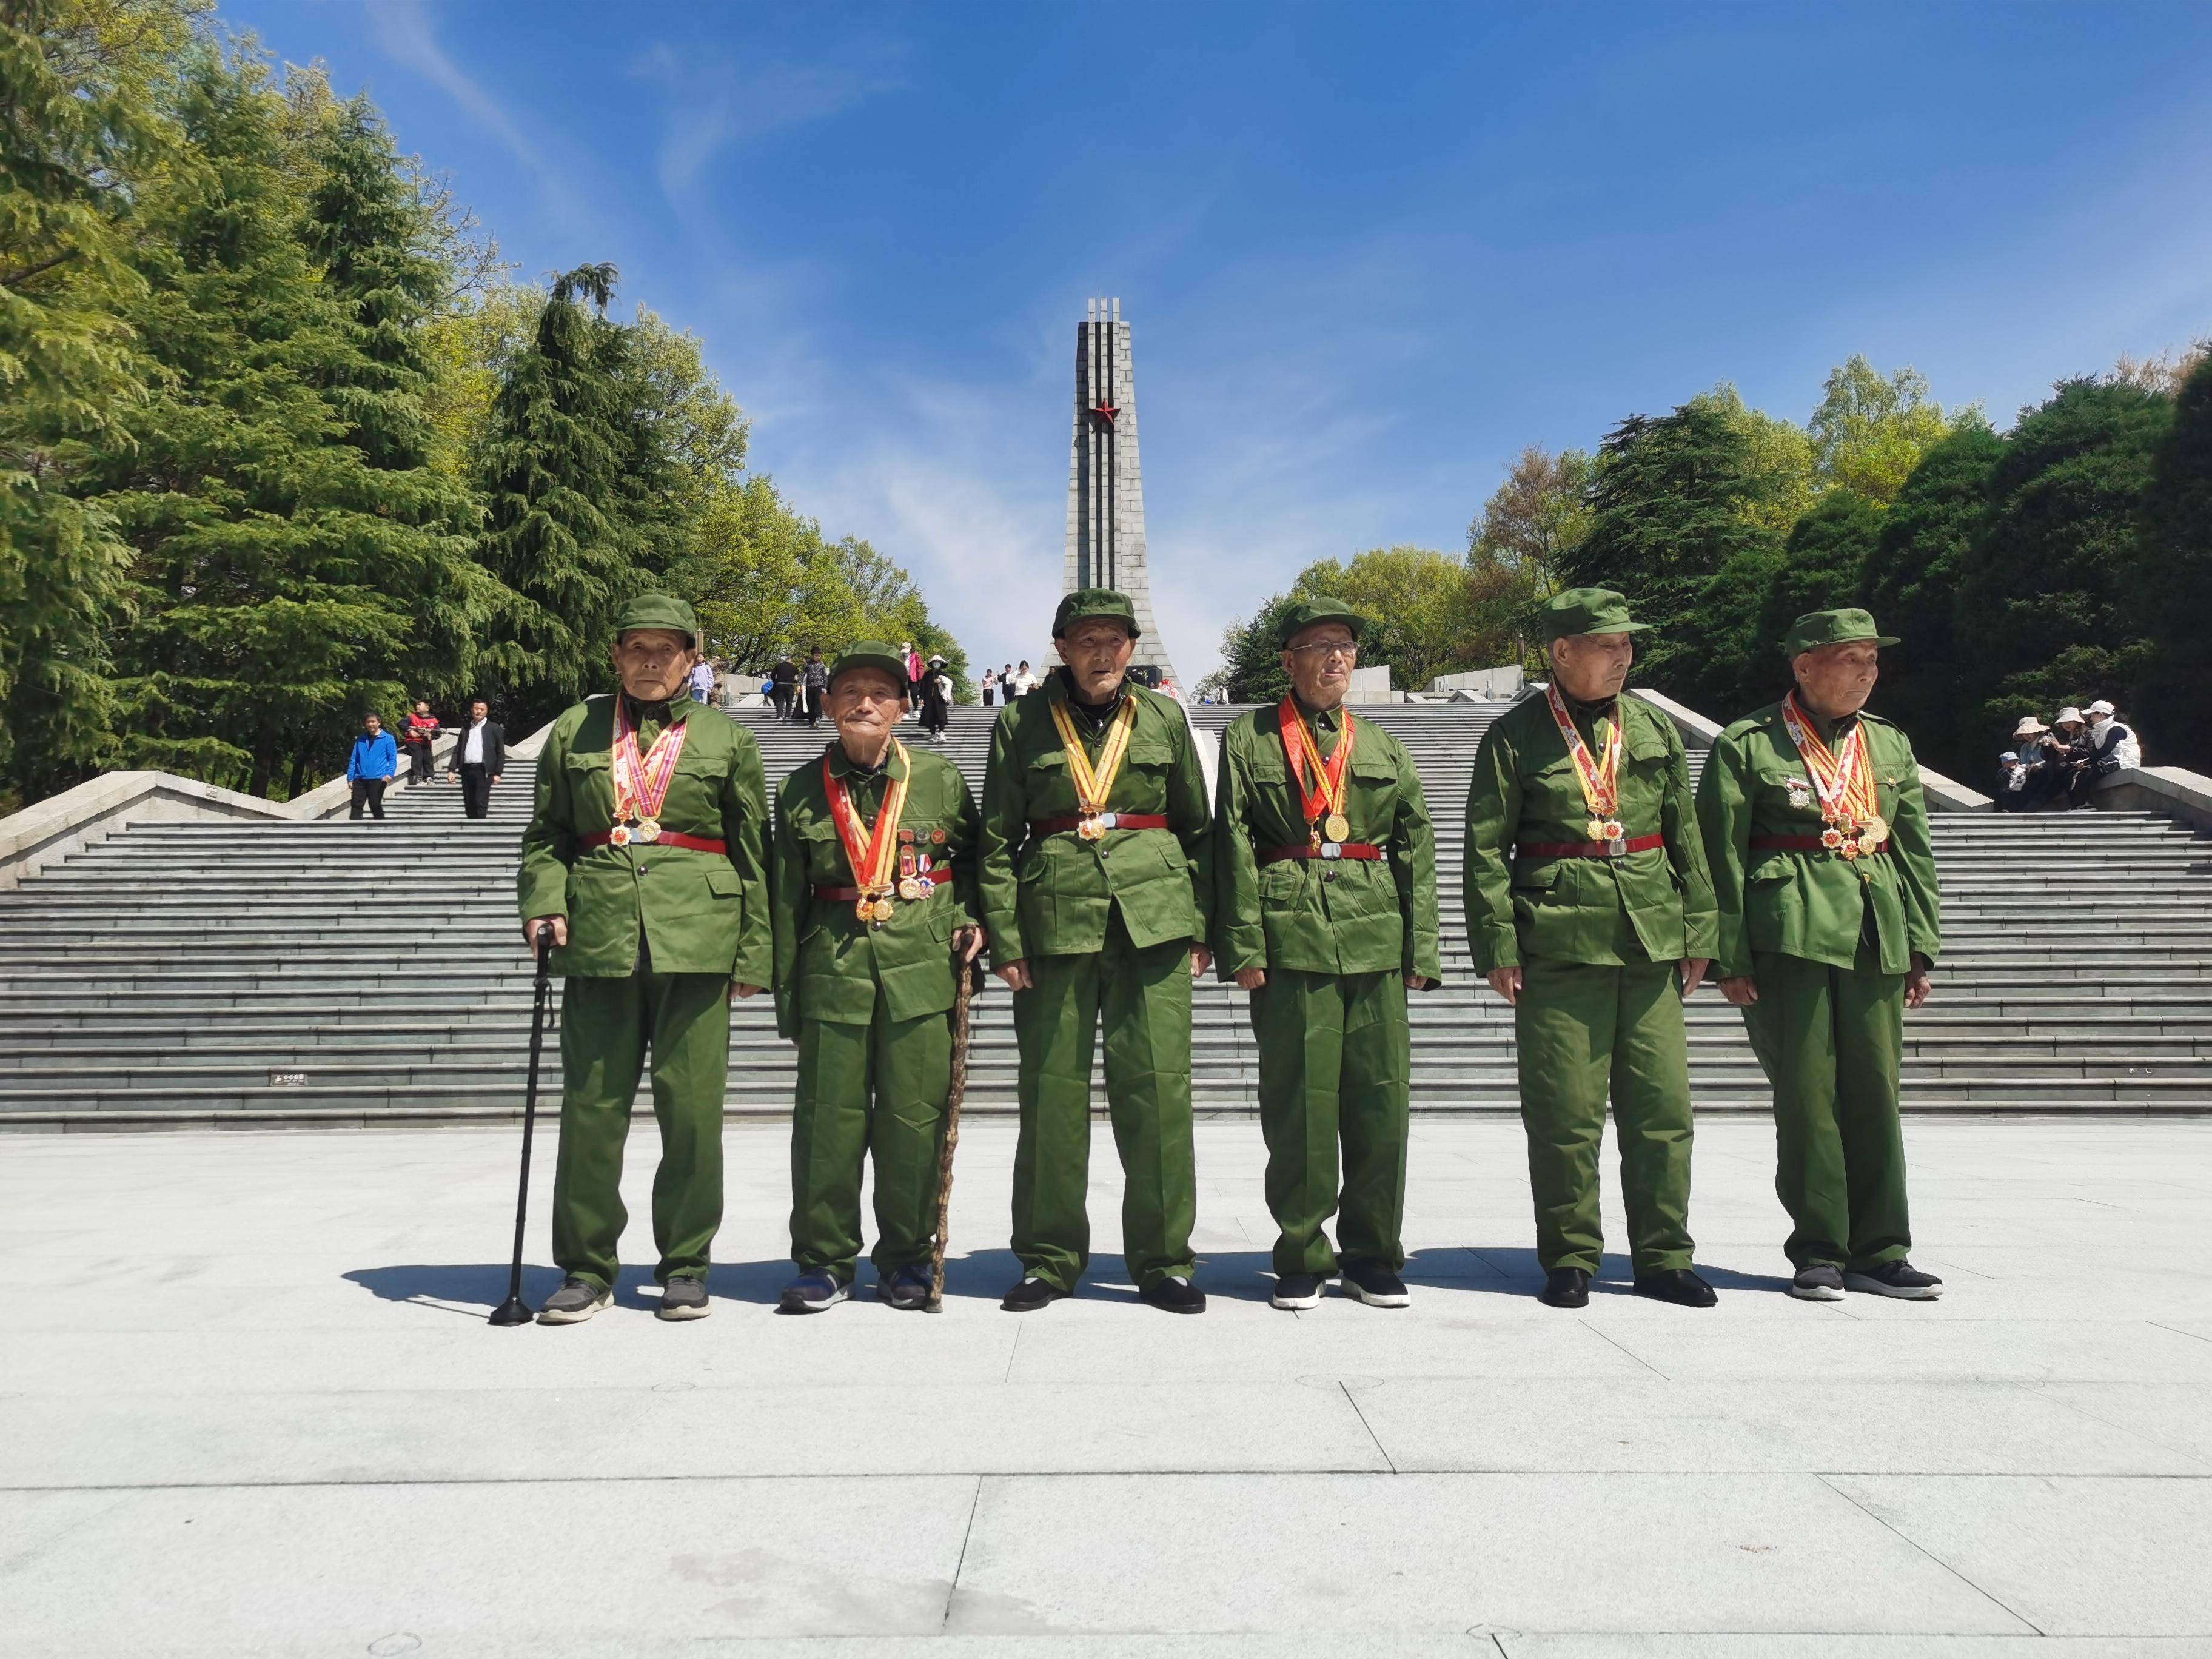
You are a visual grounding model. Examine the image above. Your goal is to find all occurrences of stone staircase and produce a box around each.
[2,699,2208,1127]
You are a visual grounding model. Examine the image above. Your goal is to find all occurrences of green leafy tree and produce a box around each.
[1807,355,1966,506]
[1686,487,1882,716]
[1954,377,2171,757]
[2134,353,2212,768]
[1694,384,1817,534]
[1216,591,1301,704]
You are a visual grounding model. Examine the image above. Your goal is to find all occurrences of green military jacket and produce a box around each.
[518,694,773,982]
[770,740,981,1038]
[1695,701,1942,980]
[1212,701,1443,982]
[1464,691,1720,972]
[978,671,1212,964]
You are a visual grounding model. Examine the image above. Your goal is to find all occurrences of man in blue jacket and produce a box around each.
[347,712,399,820]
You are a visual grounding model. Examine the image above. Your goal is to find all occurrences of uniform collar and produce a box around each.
[1051,666,1128,729]
[826,736,908,782]
[620,691,691,728]
[1291,692,1344,731]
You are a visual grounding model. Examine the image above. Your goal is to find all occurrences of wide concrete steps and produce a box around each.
[4,699,2210,1125]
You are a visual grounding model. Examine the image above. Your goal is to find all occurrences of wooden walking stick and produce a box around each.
[925,950,979,1312]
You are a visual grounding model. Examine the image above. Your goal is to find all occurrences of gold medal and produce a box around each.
[1077,813,1106,842]
[854,896,875,925]
[1860,814,1886,846]
[608,822,634,848]
[1585,819,1606,843]
[635,817,662,844]
[1324,812,1350,844]
[1601,819,1625,842]
[871,898,896,924]
[897,876,925,902]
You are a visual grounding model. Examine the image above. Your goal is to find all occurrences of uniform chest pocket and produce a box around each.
[786,815,842,880]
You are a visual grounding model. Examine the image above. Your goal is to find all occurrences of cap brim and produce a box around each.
[1557,620,1653,637]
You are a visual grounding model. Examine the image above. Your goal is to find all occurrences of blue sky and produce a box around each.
[225,2,2212,682]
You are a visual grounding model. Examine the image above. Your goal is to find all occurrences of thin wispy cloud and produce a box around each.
[630,40,906,201]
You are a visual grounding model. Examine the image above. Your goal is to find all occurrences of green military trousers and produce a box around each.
[1742,937,1911,1270]
[789,987,951,1283]
[1252,967,1410,1276]
[1010,908,1198,1292]
[1515,954,1696,1275]
[552,973,731,1290]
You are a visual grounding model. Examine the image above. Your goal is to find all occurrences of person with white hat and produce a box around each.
[1998,716,2053,811]
[2045,709,2093,808]
[2071,700,2142,807]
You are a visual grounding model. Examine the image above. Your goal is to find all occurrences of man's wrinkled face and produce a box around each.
[1549,631,1635,701]
[1794,642,1879,718]
[612,628,698,703]
[829,668,903,749]
[1281,623,1358,708]
[1061,620,1134,700]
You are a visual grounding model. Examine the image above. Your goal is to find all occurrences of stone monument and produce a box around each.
[1056,297,1179,686]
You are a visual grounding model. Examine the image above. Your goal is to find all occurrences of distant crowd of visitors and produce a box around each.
[1997,700,2140,811]
[344,699,506,821]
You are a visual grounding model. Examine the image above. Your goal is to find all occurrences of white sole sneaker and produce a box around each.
[537,1289,612,1325]
[1788,1276,1846,1301]
[1843,1270,1942,1300]
[1340,1278,1410,1309]
[656,1295,711,1321]
[1270,1281,1326,1311]
[779,1282,851,1314]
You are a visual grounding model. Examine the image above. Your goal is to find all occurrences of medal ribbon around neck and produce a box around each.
[1048,696,1138,819]
[1780,692,1883,853]
[611,698,690,835]
[1542,682,1625,842]
[823,742,910,921]
[1278,697,1356,842]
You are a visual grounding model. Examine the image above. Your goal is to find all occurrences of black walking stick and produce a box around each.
[925,950,981,1313]
[490,921,558,1326]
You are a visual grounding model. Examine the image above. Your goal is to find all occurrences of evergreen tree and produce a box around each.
[1953,377,2171,760]
[1858,420,2004,774]
[471,261,643,731]
[89,44,475,796]
[2135,353,2212,769]
[1558,402,1783,694]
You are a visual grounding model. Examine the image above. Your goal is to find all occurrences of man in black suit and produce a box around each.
[446,697,505,819]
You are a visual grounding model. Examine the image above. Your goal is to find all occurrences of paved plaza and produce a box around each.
[4,1116,2211,1657]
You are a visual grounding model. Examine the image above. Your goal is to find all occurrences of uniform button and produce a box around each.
[1323,870,1338,883]
[637,865,650,876]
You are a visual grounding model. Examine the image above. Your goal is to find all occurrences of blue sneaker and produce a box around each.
[879,1262,934,1310]
[778,1270,849,1313]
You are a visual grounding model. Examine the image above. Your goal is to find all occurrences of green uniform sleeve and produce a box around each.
[1889,743,1942,969]
[1212,723,1264,976]
[723,734,774,987]
[1661,720,1721,960]
[769,777,806,1041]
[1694,729,1757,980]
[950,769,984,934]
[977,712,1027,967]
[1392,739,1444,985]
[1463,720,1521,973]
[1167,703,1214,950]
[517,716,575,924]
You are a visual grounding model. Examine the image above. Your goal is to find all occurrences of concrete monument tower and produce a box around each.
[1059,297,1178,686]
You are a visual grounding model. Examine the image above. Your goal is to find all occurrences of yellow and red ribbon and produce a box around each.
[1542,681,1623,837]
[1278,697,1355,837]
[1780,692,1882,853]
[612,699,689,827]
[823,742,910,899]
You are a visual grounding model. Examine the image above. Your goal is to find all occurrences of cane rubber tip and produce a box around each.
[488,1298,534,1326]
[923,1300,944,1314]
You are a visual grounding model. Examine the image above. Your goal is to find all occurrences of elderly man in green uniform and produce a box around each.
[1213,598,1442,1311]
[1465,588,1720,1310]
[979,588,1213,1314]
[769,641,985,1313]
[1697,608,1945,1301]
[518,594,772,1325]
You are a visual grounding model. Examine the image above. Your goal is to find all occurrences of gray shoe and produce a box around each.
[1790,1264,1846,1301]
[536,1276,612,1325]
[657,1277,710,1321]
[1845,1260,1943,1299]
[879,1263,934,1310]
[779,1270,850,1313]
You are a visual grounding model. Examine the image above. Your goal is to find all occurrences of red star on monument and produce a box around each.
[1089,402,1118,426]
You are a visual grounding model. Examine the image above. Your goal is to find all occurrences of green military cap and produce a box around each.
[1781,607,1900,657]
[613,592,699,645]
[1051,587,1142,640]
[1540,587,1652,640]
[827,638,908,689]
[1275,596,1367,650]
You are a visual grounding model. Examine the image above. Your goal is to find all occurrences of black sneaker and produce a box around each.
[1789,1264,1846,1301]
[1845,1260,1943,1300]
[1339,1259,1410,1309]
[656,1276,710,1321]
[1000,1275,1069,1312]
[1634,1268,1717,1307]
[1139,1275,1206,1315]
[1270,1271,1326,1310]
[778,1270,850,1313]
[879,1263,933,1310]
[536,1276,612,1325]
[1539,1267,1590,1309]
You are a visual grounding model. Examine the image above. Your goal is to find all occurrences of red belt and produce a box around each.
[1028,813,1171,836]
[812,868,951,901]
[1515,834,1664,859]
[1259,843,1383,863]
[1751,835,1891,853]
[579,830,728,854]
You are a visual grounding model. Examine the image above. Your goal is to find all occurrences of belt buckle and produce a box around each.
[1606,837,1627,859]
[1319,843,1342,861]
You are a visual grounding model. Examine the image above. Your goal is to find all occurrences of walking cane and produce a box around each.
[925,948,980,1313]
[490,921,557,1326]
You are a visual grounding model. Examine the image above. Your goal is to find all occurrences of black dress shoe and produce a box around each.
[1270,1271,1326,1310]
[1000,1275,1069,1312]
[1634,1267,1717,1307]
[1138,1275,1206,1315]
[1539,1267,1590,1309]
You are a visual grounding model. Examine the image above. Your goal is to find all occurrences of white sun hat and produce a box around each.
[2086,699,2117,718]
[2013,716,2049,737]
[2054,706,2086,726]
